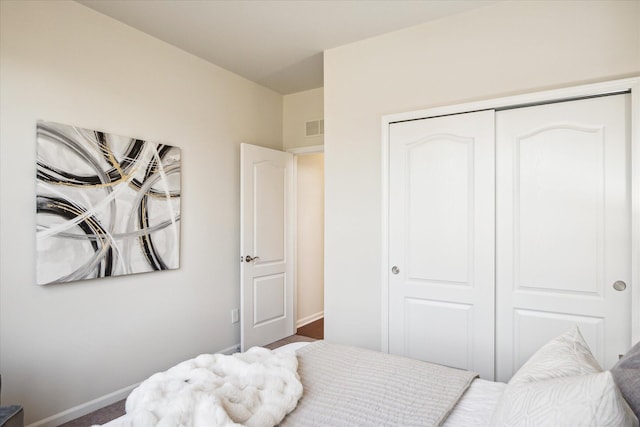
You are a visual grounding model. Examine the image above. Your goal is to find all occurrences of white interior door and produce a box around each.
[240,143,294,351]
[495,94,632,381]
[388,110,496,380]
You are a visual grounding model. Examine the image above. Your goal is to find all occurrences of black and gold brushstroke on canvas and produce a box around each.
[36,121,181,285]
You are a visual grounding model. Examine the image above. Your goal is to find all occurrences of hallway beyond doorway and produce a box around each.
[297,318,324,340]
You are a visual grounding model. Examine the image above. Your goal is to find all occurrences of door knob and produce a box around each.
[613,281,627,291]
[391,266,400,275]
[245,255,260,263]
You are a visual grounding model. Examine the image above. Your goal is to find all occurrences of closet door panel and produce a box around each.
[389,110,495,380]
[512,309,605,370]
[404,299,473,369]
[406,138,470,283]
[517,126,602,292]
[496,94,631,381]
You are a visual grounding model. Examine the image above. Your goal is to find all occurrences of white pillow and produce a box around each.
[489,371,638,427]
[508,325,602,385]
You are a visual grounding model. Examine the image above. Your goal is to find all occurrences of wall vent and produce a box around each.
[305,119,324,137]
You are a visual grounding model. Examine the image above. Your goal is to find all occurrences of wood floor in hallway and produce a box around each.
[296,317,323,340]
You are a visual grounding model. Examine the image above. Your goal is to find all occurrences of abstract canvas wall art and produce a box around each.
[36,121,181,285]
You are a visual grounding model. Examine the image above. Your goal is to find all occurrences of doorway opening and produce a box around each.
[293,150,324,340]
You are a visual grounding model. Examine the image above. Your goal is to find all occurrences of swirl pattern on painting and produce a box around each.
[36,121,181,285]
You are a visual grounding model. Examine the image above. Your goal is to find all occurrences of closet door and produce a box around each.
[495,94,631,381]
[388,110,495,380]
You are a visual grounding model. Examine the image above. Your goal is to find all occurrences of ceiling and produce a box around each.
[77,0,497,94]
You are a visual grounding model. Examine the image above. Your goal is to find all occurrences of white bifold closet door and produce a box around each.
[495,94,631,382]
[388,110,496,380]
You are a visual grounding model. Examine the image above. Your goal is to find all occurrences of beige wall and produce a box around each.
[295,153,325,325]
[0,1,282,424]
[283,87,324,150]
[324,0,640,350]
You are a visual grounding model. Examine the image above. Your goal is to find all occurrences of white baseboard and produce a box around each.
[26,383,137,427]
[26,342,241,427]
[219,343,241,355]
[297,311,324,328]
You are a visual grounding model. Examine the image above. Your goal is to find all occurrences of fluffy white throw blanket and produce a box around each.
[100,347,302,427]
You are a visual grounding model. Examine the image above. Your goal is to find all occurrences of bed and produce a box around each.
[100,327,639,427]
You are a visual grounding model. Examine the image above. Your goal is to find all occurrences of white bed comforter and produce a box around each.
[99,347,302,427]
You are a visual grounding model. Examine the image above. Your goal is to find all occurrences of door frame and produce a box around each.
[287,144,325,329]
[381,77,640,352]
